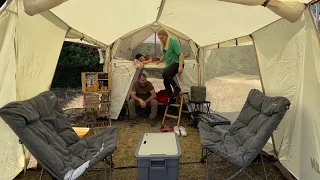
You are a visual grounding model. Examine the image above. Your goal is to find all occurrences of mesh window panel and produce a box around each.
[204,45,262,117]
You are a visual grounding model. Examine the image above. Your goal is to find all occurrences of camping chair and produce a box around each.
[0,91,118,180]
[198,89,290,180]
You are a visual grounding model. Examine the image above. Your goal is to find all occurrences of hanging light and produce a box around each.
[23,0,69,16]
[219,0,308,23]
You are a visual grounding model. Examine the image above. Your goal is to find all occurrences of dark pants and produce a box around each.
[128,99,158,120]
[162,63,180,95]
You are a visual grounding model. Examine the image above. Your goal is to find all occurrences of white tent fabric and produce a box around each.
[220,0,307,23]
[110,59,137,119]
[22,0,68,16]
[0,1,68,179]
[0,2,24,179]
[50,0,162,45]
[0,0,319,179]
[253,11,320,180]
[16,6,68,100]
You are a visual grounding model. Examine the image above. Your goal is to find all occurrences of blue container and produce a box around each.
[135,132,182,180]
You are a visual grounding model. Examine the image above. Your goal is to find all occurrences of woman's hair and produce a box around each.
[135,53,143,59]
[157,28,168,36]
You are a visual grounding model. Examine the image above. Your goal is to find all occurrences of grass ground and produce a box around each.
[15,118,285,180]
[14,76,286,180]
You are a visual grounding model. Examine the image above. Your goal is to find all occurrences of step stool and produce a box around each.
[162,92,189,127]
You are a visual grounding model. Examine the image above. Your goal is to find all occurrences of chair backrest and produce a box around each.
[228,89,290,166]
[0,91,80,179]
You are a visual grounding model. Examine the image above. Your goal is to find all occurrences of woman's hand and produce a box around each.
[178,65,183,73]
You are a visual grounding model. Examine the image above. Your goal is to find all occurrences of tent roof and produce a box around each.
[51,0,310,47]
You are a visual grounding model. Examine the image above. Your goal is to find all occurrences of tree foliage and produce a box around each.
[51,42,102,88]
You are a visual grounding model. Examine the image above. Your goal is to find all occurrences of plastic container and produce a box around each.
[135,132,182,180]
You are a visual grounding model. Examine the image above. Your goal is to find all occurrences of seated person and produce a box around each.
[133,53,153,65]
[128,73,158,127]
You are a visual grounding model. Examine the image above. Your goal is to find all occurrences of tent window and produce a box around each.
[204,45,262,114]
[131,33,162,60]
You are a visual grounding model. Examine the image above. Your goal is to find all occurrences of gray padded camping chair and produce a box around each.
[0,91,118,180]
[198,89,290,180]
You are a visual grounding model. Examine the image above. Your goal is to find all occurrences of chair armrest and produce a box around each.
[198,113,231,128]
[207,120,231,127]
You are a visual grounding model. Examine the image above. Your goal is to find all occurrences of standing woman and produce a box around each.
[156,28,184,97]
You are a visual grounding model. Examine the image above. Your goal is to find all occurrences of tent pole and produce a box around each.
[251,34,279,159]
[156,0,166,21]
[251,35,265,93]
[154,32,157,58]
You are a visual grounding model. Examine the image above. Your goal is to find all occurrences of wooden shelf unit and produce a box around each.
[81,72,112,125]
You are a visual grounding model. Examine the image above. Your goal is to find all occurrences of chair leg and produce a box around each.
[39,167,44,180]
[227,166,254,180]
[104,158,108,180]
[109,155,113,180]
[104,155,113,180]
[205,152,213,180]
[200,146,211,163]
[260,153,268,180]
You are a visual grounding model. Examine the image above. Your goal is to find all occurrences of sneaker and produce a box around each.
[179,126,187,136]
[173,126,180,136]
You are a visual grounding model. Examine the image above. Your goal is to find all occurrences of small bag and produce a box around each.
[191,86,206,102]
[156,90,169,104]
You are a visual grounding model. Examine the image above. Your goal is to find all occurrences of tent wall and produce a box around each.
[175,59,199,93]
[0,1,68,179]
[253,10,320,180]
[16,1,68,100]
[0,1,24,180]
[110,59,137,119]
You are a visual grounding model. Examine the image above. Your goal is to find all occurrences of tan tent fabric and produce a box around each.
[110,59,137,119]
[175,59,199,93]
[51,0,162,45]
[253,10,320,179]
[23,0,68,16]
[0,0,319,179]
[158,0,280,46]
[0,1,25,180]
[16,0,68,100]
[220,0,307,23]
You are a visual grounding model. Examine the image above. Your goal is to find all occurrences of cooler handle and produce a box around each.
[150,159,166,171]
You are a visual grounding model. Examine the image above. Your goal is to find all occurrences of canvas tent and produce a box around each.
[0,0,320,179]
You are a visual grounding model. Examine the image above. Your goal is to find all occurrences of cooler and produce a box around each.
[135,132,182,180]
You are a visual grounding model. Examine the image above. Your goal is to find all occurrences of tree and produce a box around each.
[51,42,102,88]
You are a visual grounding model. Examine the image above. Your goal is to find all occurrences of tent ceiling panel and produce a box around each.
[51,0,162,45]
[158,0,282,46]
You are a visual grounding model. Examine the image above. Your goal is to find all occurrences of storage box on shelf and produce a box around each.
[81,72,112,126]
